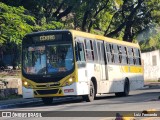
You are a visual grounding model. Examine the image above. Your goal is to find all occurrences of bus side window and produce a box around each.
[138,49,141,65]
[90,40,94,61]
[100,42,105,64]
[97,42,101,62]
[135,49,141,65]
[97,41,105,64]
[128,47,134,65]
[85,40,94,61]
[93,40,98,62]
[121,46,127,64]
[125,47,129,64]
[118,45,122,63]
[76,42,85,61]
[112,44,119,64]
[106,43,112,64]
[132,48,136,65]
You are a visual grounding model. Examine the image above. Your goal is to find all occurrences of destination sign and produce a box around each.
[40,35,55,41]
[23,32,72,44]
[31,34,62,43]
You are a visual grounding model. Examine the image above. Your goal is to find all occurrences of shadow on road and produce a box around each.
[4,86,160,110]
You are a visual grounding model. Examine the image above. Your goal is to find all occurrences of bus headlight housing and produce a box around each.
[63,76,75,86]
[23,80,32,88]
[24,81,28,86]
[69,78,73,82]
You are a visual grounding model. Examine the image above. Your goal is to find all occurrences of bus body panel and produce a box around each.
[107,65,124,93]
[98,64,109,93]
[22,82,90,98]
[75,82,89,95]
[22,87,34,98]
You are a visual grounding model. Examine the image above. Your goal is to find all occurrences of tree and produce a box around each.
[0,3,35,68]
[0,3,35,44]
[104,0,144,41]
[1,0,160,53]
[104,0,160,43]
[18,0,79,25]
[137,0,160,51]
[70,0,110,32]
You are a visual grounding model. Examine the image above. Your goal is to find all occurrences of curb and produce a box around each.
[141,86,149,89]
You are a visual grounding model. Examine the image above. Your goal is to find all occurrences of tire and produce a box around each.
[115,79,130,97]
[122,79,130,96]
[82,81,95,102]
[42,97,53,105]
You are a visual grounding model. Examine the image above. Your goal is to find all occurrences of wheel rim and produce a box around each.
[90,84,94,98]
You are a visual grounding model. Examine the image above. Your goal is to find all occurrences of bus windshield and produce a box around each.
[22,44,74,75]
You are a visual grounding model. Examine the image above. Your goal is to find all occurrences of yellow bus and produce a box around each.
[22,30,144,104]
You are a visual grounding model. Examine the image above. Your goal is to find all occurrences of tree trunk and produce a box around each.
[82,10,90,31]
[56,6,73,21]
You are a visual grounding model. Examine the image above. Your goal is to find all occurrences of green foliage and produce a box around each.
[1,0,160,53]
[114,0,123,9]
[139,30,160,52]
[95,11,113,32]
[0,3,35,45]
[34,21,64,31]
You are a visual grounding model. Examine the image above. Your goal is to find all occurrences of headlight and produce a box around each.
[69,78,73,82]
[63,76,75,86]
[23,81,32,88]
[24,81,28,86]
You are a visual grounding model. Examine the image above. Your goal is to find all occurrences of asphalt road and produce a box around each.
[0,86,160,120]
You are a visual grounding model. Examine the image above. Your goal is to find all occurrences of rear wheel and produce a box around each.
[115,79,130,97]
[42,97,53,105]
[82,81,95,102]
[122,79,130,96]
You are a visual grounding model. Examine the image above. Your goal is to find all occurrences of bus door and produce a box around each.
[96,41,107,93]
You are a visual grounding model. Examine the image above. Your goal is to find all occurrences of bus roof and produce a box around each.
[24,30,69,36]
[69,30,140,48]
[24,29,140,48]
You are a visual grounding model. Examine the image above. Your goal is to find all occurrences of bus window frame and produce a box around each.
[105,42,113,64]
[95,41,105,65]
[134,48,141,65]
[127,47,134,65]
[75,37,86,62]
[84,39,96,62]
[93,40,98,62]
[120,46,128,65]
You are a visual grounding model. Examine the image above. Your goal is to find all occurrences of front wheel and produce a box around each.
[42,97,53,105]
[82,81,95,102]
